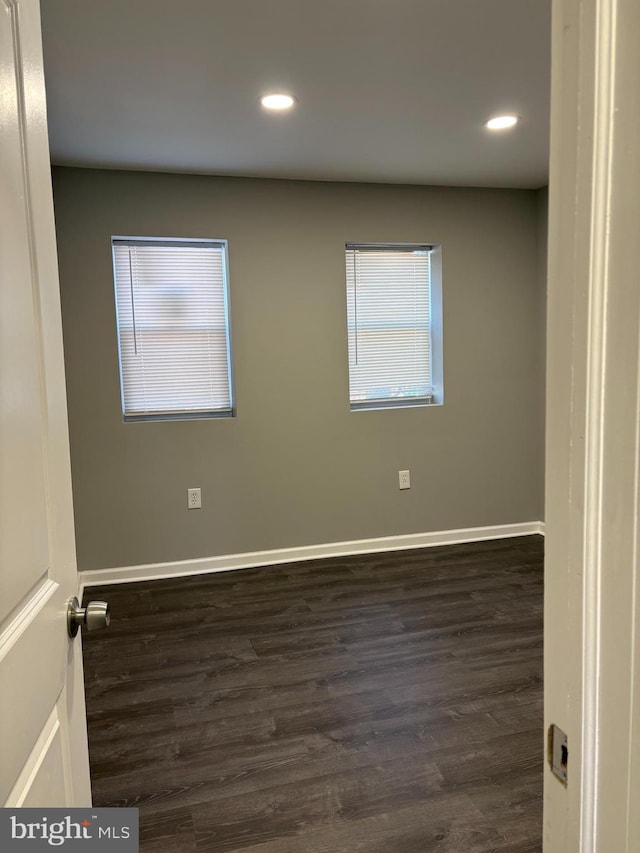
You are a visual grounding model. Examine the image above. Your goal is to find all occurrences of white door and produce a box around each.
[0,0,91,807]
[545,0,640,849]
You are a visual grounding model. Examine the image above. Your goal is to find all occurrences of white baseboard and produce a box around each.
[78,520,544,594]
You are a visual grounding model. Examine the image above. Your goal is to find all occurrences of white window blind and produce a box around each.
[112,238,233,420]
[346,243,433,409]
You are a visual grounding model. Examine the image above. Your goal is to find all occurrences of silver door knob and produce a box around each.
[67,597,110,638]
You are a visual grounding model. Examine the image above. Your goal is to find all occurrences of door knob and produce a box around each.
[67,597,110,638]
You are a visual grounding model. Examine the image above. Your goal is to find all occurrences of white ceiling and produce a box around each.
[40,0,551,189]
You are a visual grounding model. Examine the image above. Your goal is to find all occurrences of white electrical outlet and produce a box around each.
[399,470,411,490]
[187,487,202,509]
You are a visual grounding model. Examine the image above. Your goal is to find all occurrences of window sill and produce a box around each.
[350,398,442,412]
[123,409,234,423]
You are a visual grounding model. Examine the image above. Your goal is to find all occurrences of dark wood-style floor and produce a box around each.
[82,536,543,853]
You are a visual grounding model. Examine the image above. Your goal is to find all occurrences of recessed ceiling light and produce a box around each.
[485,114,519,130]
[260,93,296,111]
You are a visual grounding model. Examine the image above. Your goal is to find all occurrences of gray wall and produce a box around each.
[53,167,545,571]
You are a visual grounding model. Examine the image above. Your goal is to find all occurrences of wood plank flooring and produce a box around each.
[82,535,543,852]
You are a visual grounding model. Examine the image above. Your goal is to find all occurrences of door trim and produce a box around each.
[579,0,617,845]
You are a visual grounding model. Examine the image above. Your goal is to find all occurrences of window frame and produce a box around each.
[345,241,444,412]
[112,235,235,423]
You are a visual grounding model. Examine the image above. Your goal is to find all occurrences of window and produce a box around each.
[112,238,233,421]
[345,243,442,410]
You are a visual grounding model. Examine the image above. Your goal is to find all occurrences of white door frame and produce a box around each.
[544,0,640,848]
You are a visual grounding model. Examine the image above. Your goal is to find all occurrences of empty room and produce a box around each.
[5,0,639,847]
[44,0,549,847]
[4,0,561,850]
